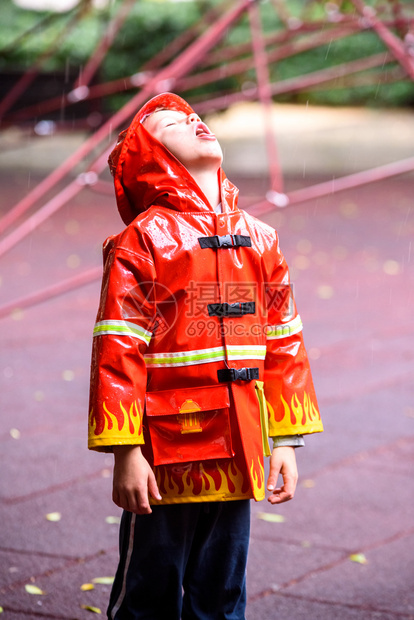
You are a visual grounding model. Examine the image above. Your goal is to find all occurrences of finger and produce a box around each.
[267,464,281,491]
[148,470,162,501]
[114,489,131,512]
[267,472,279,491]
[135,502,152,515]
[267,487,293,504]
[135,501,152,515]
[112,488,120,508]
[268,478,296,504]
[282,474,297,499]
[133,484,153,515]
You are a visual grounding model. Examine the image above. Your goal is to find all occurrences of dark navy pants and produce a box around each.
[107,500,251,620]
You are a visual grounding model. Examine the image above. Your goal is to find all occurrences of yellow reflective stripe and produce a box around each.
[145,346,225,368]
[266,315,303,340]
[145,344,267,368]
[93,320,152,345]
[226,345,266,360]
[255,381,271,457]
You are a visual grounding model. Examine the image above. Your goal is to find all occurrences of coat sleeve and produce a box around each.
[88,232,156,452]
[263,233,323,438]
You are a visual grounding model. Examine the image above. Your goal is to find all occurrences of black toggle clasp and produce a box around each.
[198,235,251,250]
[207,302,255,317]
[217,234,233,248]
[217,367,259,382]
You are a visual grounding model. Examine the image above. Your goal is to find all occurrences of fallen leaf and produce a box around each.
[45,512,61,522]
[92,576,115,585]
[81,605,102,614]
[302,479,315,488]
[80,583,95,591]
[25,584,46,595]
[0,606,3,613]
[11,308,24,321]
[105,516,121,525]
[349,553,368,564]
[256,512,285,523]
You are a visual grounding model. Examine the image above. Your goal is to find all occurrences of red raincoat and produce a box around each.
[88,93,323,504]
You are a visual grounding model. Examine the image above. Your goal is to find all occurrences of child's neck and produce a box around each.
[189,167,221,211]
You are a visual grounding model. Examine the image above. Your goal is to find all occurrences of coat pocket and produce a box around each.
[145,384,234,466]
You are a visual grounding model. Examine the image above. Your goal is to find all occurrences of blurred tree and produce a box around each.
[0,0,413,110]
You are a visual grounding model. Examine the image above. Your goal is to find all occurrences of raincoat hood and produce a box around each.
[108,92,238,225]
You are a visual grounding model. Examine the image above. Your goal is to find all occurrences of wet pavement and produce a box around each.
[0,113,413,618]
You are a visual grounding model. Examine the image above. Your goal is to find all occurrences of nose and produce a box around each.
[187,113,200,124]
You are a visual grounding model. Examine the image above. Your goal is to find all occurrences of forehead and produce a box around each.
[143,109,187,133]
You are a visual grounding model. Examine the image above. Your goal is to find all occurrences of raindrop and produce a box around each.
[131,72,150,88]
[62,370,75,382]
[290,215,306,231]
[17,261,31,276]
[66,254,81,269]
[293,255,310,270]
[364,257,380,272]
[404,407,414,419]
[77,171,98,186]
[339,201,359,219]
[316,284,334,299]
[67,86,89,103]
[65,219,80,236]
[34,120,56,136]
[87,112,103,128]
[296,239,312,254]
[325,39,333,60]
[4,366,14,379]
[65,59,71,83]
[333,245,348,260]
[11,308,24,321]
[287,17,302,30]
[383,260,400,275]
[326,3,342,23]
[241,81,257,96]
[308,347,321,360]
[313,251,329,266]
[266,190,289,208]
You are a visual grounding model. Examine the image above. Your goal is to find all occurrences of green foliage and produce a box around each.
[0,0,413,109]
[101,1,203,79]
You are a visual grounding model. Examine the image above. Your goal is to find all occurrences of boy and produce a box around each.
[88,93,323,619]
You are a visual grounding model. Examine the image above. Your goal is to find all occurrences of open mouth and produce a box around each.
[195,121,216,140]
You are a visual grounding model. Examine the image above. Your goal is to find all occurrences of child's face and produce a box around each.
[143,109,223,171]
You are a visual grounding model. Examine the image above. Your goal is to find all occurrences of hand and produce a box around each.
[267,446,298,505]
[112,445,161,514]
